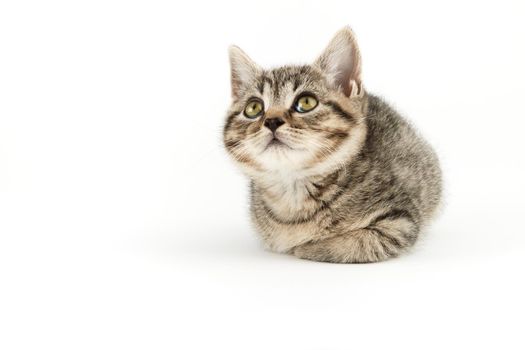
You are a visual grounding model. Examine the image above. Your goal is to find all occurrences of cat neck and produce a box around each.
[252,166,347,221]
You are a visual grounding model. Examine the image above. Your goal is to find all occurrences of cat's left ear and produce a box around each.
[228,46,262,99]
[314,26,363,97]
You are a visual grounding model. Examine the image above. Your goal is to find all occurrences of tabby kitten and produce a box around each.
[223,27,442,263]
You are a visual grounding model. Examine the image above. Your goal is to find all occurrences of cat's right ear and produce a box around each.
[229,46,261,99]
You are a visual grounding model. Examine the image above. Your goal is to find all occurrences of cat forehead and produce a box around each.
[250,65,326,104]
[256,66,324,93]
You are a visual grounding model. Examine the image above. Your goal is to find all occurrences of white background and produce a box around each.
[1,0,524,349]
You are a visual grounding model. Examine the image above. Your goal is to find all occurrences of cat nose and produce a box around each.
[264,118,285,133]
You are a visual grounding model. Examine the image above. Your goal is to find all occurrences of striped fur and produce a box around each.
[223,27,442,263]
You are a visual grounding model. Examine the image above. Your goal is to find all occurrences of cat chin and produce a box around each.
[255,149,315,173]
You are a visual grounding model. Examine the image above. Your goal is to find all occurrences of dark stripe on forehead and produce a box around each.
[257,74,273,95]
[293,76,301,92]
[325,101,355,124]
[270,71,280,99]
[256,79,264,94]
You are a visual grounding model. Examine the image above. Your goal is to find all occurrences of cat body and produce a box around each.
[223,27,441,263]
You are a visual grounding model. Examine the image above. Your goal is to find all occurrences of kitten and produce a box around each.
[223,27,442,263]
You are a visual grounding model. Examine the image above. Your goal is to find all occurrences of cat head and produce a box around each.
[223,27,368,179]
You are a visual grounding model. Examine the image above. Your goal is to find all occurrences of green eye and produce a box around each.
[294,95,318,113]
[244,100,264,118]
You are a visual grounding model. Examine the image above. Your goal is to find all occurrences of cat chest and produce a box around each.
[261,183,320,220]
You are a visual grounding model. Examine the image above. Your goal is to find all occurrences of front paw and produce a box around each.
[293,241,332,262]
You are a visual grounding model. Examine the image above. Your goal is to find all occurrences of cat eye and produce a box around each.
[244,99,264,118]
[294,95,318,113]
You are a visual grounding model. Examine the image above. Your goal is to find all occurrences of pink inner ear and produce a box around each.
[346,79,356,97]
[335,62,361,97]
[342,43,362,97]
[314,27,363,97]
[340,64,356,96]
[348,80,363,97]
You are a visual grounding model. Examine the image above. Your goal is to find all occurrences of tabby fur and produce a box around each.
[223,27,442,263]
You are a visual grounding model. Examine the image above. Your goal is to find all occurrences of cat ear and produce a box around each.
[314,27,363,97]
[228,45,262,99]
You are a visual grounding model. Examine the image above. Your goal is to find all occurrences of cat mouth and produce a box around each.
[264,136,293,151]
